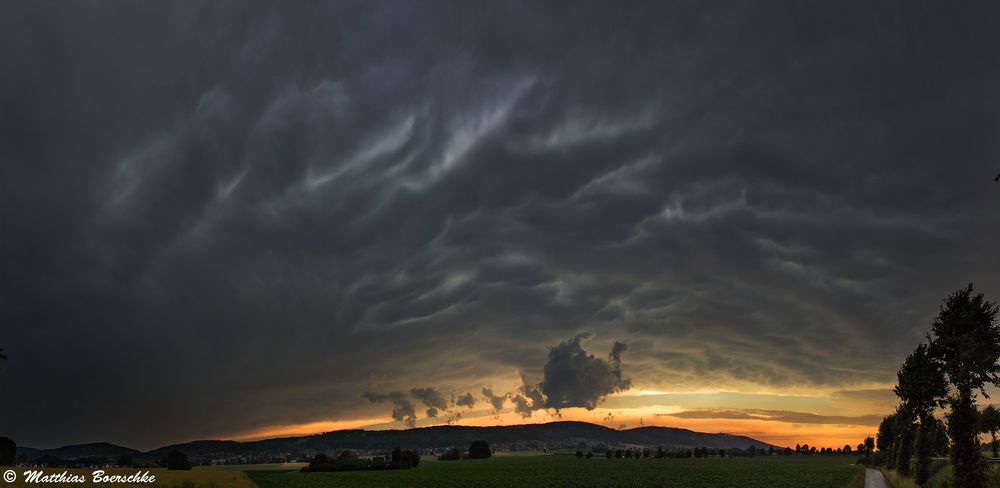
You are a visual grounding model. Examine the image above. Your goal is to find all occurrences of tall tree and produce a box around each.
[894,343,947,486]
[981,405,1000,458]
[928,284,1000,488]
[877,412,901,468]
[0,437,14,466]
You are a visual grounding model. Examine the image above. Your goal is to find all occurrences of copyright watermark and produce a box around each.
[2,469,156,484]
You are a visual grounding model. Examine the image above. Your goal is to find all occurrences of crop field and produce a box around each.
[247,454,864,488]
[194,462,307,471]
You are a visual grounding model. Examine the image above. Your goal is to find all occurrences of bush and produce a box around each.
[0,438,15,466]
[396,449,420,469]
[165,450,192,470]
[468,440,492,459]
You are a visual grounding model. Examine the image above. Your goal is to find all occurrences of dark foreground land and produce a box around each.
[248,453,863,488]
[1,454,865,487]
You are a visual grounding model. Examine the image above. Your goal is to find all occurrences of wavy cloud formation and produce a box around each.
[1,1,998,450]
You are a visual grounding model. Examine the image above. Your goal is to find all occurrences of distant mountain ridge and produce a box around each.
[16,442,141,460]
[18,421,777,461]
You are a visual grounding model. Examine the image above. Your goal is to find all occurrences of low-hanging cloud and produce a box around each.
[410,387,449,417]
[537,334,631,410]
[359,335,630,424]
[455,392,476,409]
[362,391,417,428]
[482,387,507,414]
[512,383,546,418]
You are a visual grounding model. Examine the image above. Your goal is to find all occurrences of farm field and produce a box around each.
[194,462,307,471]
[247,454,864,488]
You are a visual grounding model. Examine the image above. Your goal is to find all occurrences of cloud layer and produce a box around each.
[0,1,998,449]
[365,334,631,424]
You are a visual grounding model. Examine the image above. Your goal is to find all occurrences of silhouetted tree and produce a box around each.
[877,412,899,467]
[895,419,915,477]
[400,450,420,468]
[928,284,1000,488]
[843,444,852,455]
[586,451,593,459]
[864,437,875,462]
[982,405,1000,458]
[468,440,491,459]
[895,343,947,485]
[166,450,191,470]
[0,437,14,465]
[605,449,613,459]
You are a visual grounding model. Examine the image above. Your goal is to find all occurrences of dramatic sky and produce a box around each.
[1,1,999,451]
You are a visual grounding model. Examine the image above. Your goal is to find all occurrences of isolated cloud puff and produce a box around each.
[538,334,631,410]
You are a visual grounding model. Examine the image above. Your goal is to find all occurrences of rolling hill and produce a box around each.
[18,421,777,462]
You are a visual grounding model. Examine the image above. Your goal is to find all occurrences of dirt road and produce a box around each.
[865,468,890,488]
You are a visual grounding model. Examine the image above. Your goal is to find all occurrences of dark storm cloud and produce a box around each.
[362,391,417,427]
[1,0,999,449]
[363,333,631,420]
[455,392,476,409]
[513,383,546,418]
[533,334,630,411]
[482,388,507,414]
[410,387,449,417]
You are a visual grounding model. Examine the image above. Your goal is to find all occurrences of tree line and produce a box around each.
[871,284,1000,488]
[304,446,421,472]
[438,440,492,461]
[582,444,852,459]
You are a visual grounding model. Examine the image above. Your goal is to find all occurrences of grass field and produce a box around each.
[247,454,864,488]
[1,456,863,487]
[194,462,307,471]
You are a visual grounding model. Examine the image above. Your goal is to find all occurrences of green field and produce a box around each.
[247,454,863,488]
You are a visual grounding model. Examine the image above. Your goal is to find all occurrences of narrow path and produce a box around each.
[864,468,890,488]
